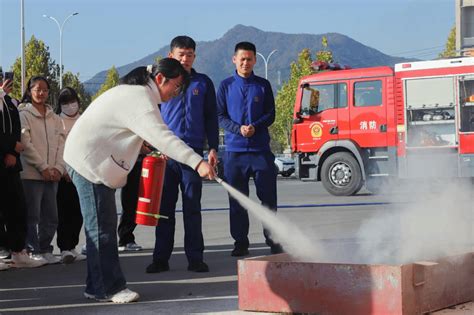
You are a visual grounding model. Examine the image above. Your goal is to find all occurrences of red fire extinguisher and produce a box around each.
[135,151,167,226]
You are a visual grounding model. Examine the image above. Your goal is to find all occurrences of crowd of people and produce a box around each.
[0,37,282,303]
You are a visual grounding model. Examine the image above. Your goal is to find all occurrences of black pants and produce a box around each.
[0,171,27,252]
[56,178,83,251]
[118,159,142,246]
[0,214,7,248]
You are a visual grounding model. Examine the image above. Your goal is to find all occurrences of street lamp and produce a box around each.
[43,12,79,89]
[256,49,277,80]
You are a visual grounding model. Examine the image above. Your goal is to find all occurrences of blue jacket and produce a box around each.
[217,71,275,152]
[161,69,219,151]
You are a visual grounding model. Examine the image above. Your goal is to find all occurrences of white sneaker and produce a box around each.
[84,288,139,303]
[11,250,46,268]
[71,249,86,261]
[42,252,60,264]
[118,242,142,252]
[0,259,10,271]
[0,247,10,259]
[81,244,87,255]
[110,288,140,303]
[61,250,76,264]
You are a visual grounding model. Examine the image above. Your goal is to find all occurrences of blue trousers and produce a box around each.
[22,180,58,254]
[223,151,278,249]
[69,167,126,299]
[153,150,204,264]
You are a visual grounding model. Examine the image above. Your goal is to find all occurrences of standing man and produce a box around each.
[146,36,219,273]
[217,42,282,257]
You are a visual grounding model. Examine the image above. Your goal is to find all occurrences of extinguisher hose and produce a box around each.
[136,211,169,220]
[214,176,223,184]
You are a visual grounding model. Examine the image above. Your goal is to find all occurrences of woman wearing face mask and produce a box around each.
[55,87,86,264]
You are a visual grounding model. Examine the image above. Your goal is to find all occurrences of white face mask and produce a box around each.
[61,102,79,116]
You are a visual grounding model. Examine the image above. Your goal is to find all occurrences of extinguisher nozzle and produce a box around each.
[215,176,223,184]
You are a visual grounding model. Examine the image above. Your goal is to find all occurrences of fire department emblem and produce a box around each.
[310,122,323,138]
[192,88,199,95]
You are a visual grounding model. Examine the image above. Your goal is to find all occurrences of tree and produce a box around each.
[315,36,334,63]
[10,35,58,102]
[8,35,89,108]
[439,26,456,58]
[62,71,92,109]
[271,48,314,152]
[92,66,119,100]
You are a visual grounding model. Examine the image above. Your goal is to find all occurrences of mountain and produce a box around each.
[84,24,414,94]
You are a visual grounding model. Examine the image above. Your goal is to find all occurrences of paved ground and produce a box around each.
[0,178,472,314]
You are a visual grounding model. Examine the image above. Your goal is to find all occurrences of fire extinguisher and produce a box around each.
[135,151,167,226]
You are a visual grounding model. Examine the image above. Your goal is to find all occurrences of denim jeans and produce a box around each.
[68,166,126,299]
[22,180,58,253]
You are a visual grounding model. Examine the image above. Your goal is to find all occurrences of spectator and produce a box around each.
[0,74,46,269]
[19,76,66,265]
[63,58,215,303]
[146,36,219,274]
[55,87,86,263]
[217,42,283,257]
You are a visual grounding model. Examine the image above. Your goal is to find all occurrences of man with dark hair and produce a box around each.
[217,41,282,257]
[146,36,219,273]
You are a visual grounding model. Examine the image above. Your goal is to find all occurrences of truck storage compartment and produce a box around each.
[404,76,457,148]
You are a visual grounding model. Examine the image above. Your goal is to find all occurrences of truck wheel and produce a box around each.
[321,152,363,196]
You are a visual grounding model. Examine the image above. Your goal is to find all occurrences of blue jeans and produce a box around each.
[22,180,58,254]
[68,167,126,299]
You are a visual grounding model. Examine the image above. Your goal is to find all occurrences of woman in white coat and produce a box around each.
[63,58,215,304]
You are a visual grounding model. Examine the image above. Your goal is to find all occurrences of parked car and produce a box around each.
[274,156,295,177]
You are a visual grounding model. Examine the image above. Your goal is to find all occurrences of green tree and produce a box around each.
[315,36,334,63]
[62,71,92,109]
[10,35,58,102]
[439,26,456,58]
[92,66,119,100]
[271,48,314,152]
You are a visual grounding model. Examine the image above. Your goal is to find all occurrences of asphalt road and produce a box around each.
[0,177,472,314]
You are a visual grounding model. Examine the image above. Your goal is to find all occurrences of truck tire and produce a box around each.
[321,152,363,196]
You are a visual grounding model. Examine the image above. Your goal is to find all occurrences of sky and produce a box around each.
[1,0,455,82]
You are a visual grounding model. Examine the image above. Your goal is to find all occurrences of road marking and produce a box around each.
[0,295,238,312]
[118,246,269,257]
[0,275,238,293]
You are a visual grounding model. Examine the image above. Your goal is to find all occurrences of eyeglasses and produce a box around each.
[31,89,49,93]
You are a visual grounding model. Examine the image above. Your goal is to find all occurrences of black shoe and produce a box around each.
[270,244,284,254]
[187,261,209,272]
[231,247,249,257]
[145,260,170,273]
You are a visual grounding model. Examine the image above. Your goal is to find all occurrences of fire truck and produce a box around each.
[291,57,474,196]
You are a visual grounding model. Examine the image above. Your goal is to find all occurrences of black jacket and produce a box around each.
[0,94,22,173]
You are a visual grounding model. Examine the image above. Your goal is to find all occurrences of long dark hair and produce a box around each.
[119,58,190,94]
[55,87,80,114]
[21,76,50,104]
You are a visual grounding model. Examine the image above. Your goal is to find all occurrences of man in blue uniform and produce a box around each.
[146,36,219,273]
[217,42,282,257]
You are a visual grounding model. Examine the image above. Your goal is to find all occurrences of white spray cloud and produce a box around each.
[217,179,321,262]
[355,179,473,264]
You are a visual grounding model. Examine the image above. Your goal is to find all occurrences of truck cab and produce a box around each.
[292,58,474,196]
[292,65,396,195]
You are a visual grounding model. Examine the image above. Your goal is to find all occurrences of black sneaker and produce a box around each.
[145,261,170,273]
[231,247,249,257]
[187,261,209,272]
[270,244,284,254]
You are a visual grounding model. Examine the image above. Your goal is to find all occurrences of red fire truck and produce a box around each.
[291,57,474,196]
